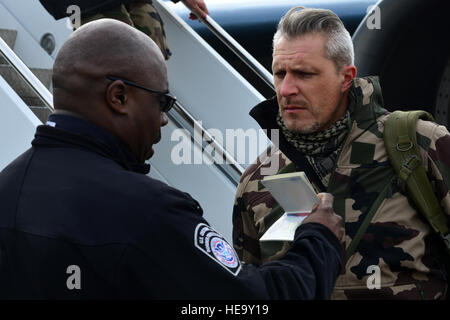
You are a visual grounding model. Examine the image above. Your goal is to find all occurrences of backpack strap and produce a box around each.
[384,110,450,252]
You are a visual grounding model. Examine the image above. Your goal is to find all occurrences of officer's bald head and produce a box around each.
[51,18,169,162]
[52,18,166,114]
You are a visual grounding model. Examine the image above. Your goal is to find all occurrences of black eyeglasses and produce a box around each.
[107,76,176,113]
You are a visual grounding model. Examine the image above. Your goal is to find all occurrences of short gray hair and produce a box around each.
[273,7,354,71]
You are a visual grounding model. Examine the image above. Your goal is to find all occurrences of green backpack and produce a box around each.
[346,110,450,297]
[384,110,450,248]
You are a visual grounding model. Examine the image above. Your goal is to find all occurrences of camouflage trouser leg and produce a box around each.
[78,2,171,60]
[127,1,172,60]
[79,4,134,27]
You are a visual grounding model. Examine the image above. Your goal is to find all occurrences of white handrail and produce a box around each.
[0,37,53,109]
[199,15,275,90]
[156,0,275,91]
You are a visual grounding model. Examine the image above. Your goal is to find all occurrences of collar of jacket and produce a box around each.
[31,114,151,175]
[249,76,388,189]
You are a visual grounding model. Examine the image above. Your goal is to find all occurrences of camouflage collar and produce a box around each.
[349,76,389,127]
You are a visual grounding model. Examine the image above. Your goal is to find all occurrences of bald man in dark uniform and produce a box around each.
[0,19,344,299]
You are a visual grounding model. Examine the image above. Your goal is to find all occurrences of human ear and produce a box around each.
[341,65,357,92]
[105,80,129,115]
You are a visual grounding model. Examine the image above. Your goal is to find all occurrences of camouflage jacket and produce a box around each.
[233,76,450,299]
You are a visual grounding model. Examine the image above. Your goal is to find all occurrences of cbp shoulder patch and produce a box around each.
[194,223,241,276]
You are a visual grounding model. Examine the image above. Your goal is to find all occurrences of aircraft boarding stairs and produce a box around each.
[0,0,274,242]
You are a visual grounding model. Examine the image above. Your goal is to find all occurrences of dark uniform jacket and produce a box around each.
[0,114,342,299]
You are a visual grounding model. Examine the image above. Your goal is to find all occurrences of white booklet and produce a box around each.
[260,172,320,242]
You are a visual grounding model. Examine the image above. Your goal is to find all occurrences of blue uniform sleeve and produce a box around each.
[115,185,342,299]
[240,223,343,299]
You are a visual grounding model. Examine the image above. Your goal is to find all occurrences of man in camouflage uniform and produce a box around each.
[40,0,209,60]
[233,7,450,299]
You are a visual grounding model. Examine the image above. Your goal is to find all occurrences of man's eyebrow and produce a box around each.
[291,65,319,73]
[273,64,319,73]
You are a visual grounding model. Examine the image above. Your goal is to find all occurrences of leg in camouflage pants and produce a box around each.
[78,1,172,60]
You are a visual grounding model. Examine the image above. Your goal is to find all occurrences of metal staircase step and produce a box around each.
[29,106,52,123]
[0,29,18,64]
[0,28,53,121]
[0,64,52,106]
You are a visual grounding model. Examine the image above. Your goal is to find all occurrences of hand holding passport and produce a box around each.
[260,172,344,242]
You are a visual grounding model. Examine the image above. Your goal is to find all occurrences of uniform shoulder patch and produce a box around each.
[194,223,242,276]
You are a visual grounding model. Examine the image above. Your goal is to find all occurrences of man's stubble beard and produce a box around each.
[281,98,321,134]
[286,119,320,134]
[282,109,322,134]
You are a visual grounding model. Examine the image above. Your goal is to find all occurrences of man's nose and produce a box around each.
[160,111,169,127]
[279,73,299,97]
